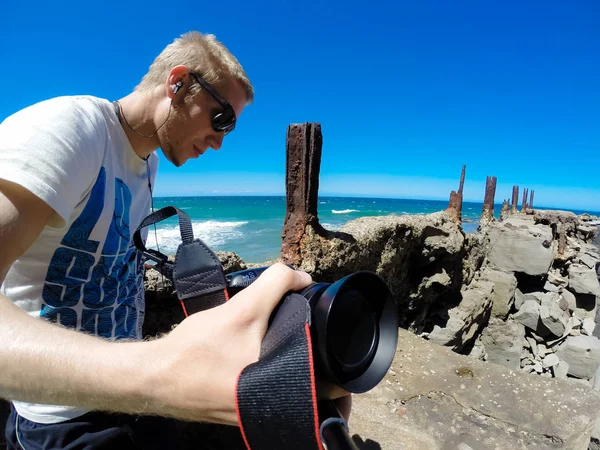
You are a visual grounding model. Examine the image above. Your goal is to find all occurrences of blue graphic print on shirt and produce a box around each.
[41,167,144,339]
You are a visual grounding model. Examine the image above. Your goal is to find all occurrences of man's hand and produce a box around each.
[143,263,315,425]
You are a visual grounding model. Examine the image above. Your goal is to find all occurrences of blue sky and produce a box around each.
[1,0,598,212]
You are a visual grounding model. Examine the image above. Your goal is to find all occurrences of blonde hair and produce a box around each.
[136,31,254,103]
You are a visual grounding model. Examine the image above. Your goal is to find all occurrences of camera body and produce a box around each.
[226,267,399,394]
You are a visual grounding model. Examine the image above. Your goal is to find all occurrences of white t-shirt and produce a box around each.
[0,95,159,424]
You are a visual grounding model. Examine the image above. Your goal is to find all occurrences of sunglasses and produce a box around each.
[189,72,237,135]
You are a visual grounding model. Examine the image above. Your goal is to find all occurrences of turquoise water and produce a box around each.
[145,196,599,263]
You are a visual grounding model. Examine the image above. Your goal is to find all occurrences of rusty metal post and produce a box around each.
[530,189,535,210]
[480,176,497,225]
[280,123,324,265]
[558,223,566,256]
[522,188,529,213]
[511,186,519,214]
[446,165,466,224]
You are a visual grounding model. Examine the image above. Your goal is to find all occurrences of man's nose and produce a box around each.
[210,133,224,151]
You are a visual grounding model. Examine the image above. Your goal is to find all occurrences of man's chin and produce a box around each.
[161,148,184,167]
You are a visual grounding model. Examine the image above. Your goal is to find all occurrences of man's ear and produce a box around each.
[165,65,190,99]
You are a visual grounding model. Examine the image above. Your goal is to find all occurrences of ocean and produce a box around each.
[145,196,599,264]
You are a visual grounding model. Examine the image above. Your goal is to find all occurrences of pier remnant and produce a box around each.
[480,176,497,226]
[500,200,510,221]
[522,188,529,213]
[558,223,567,255]
[446,165,466,225]
[280,123,326,265]
[530,190,535,210]
[511,186,519,214]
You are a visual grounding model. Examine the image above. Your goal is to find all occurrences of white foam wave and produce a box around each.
[145,220,248,255]
[321,223,342,231]
[332,209,359,214]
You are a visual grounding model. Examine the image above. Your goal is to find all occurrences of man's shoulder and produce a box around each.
[24,95,111,121]
[2,95,112,128]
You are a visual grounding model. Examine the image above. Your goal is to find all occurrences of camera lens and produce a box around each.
[327,287,378,376]
[309,271,398,393]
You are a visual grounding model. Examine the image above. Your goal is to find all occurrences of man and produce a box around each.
[0,31,317,449]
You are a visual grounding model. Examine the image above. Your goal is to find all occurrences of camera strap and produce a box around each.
[133,206,325,450]
[133,206,230,314]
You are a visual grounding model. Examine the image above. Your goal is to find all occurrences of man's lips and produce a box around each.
[193,145,204,158]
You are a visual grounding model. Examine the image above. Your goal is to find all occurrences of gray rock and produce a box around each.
[557,295,570,312]
[555,335,600,379]
[553,360,570,379]
[548,270,569,287]
[527,336,538,359]
[542,353,560,368]
[524,292,544,305]
[514,288,525,310]
[566,316,582,335]
[577,224,598,241]
[480,268,517,319]
[544,280,560,292]
[427,280,494,352]
[533,361,543,373]
[513,300,541,332]
[582,318,596,336]
[560,288,577,312]
[580,253,599,270]
[487,218,554,276]
[568,263,600,296]
[480,319,525,371]
[539,292,570,337]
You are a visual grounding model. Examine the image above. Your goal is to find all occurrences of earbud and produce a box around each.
[174,81,183,95]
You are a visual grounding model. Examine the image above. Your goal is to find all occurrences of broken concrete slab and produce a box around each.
[555,335,600,380]
[540,292,570,338]
[568,263,600,297]
[350,329,600,450]
[480,319,525,371]
[428,280,493,351]
[486,218,554,276]
[513,300,541,332]
[560,289,577,313]
[480,268,518,320]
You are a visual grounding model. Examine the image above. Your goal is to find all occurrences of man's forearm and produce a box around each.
[0,294,156,416]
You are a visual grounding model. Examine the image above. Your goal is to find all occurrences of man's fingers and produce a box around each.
[229,263,312,318]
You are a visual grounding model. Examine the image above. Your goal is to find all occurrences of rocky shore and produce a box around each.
[141,207,600,449]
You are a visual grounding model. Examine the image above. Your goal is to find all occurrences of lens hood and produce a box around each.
[304,271,398,393]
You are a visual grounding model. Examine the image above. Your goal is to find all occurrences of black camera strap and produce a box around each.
[133,206,326,450]
[133,206,230,314]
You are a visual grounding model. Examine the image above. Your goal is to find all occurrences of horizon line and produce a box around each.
[151,193,600,215]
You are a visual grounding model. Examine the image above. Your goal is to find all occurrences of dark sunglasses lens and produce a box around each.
[213,107,236,134]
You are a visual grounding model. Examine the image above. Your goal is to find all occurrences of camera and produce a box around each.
[226,267,399,394]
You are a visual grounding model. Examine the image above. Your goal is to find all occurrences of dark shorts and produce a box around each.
[4,404,182,450]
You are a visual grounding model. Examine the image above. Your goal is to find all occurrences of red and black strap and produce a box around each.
[236,294,324,450]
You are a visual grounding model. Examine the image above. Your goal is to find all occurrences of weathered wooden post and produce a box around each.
[280,123,325,265]
[530,189,535,210]
[446,165,466,225]
[480,176,497,225]
[511,186,519,214]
